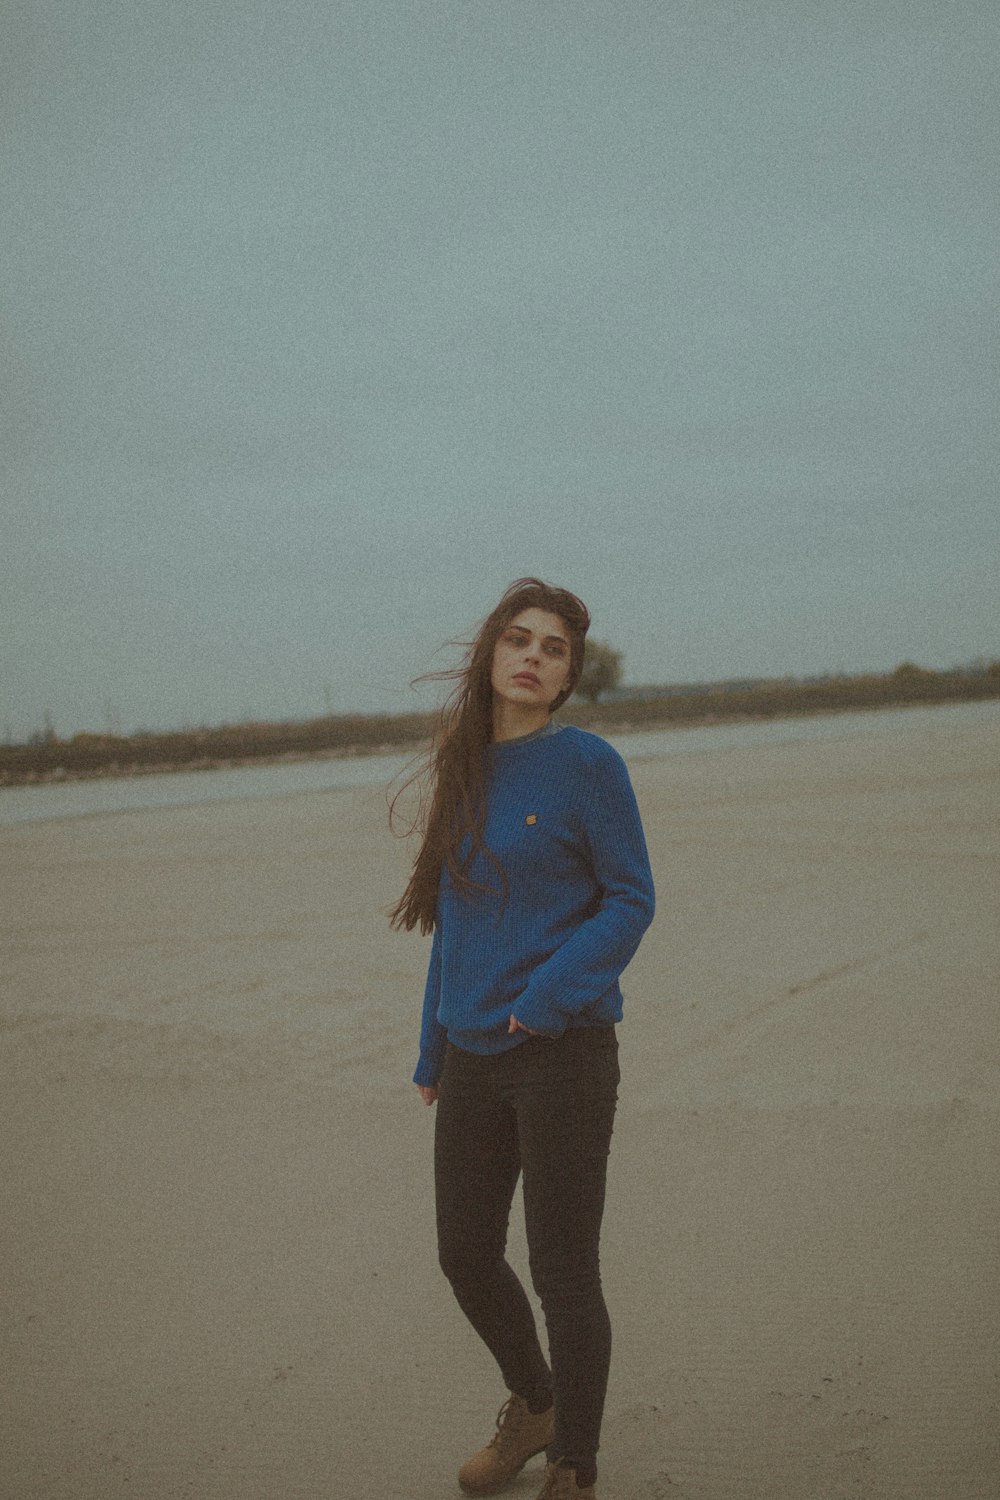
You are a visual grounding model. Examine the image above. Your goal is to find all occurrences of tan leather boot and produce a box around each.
[533,1459,597,1499]
[458,1393,555,1495]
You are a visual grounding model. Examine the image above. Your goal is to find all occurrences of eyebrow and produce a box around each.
[507,625,570,645]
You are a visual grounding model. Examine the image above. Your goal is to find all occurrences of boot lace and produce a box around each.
[537,1459,577,1497]
[488,1395,523,1459]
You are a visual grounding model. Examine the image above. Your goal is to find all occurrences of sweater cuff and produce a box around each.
[413,1050,445,1089]
[511,995,567,1039]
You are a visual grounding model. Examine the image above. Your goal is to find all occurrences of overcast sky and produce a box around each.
[4,0,998,739]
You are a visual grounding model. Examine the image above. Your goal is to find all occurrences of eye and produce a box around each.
[544,642,568,657]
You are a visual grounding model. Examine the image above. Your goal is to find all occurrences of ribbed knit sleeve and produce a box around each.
[510,743,655,1038]
[413,923,448,1087]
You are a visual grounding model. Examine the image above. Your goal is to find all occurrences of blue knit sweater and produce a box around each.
[413,724,655,1088]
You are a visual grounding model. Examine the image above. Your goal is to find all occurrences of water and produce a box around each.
[2,697,996,828]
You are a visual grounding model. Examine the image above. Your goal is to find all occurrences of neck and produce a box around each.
[492,699,552,743]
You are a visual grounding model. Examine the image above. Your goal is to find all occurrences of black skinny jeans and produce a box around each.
[434,1026,620,1469]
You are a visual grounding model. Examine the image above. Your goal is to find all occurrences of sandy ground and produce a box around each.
[2,713,998,1500]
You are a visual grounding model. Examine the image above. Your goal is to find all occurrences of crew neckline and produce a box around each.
[490,719,564,752]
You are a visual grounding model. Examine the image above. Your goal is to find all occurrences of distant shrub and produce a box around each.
[576,640,623,703]
[892,662,938,680]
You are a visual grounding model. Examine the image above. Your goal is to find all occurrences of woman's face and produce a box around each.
[490,607,573,713]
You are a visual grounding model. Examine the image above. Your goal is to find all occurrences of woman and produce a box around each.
[391,578,654,1500]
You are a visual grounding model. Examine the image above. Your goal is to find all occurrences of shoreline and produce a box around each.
[0,736,416,789]
[3,686,996,790]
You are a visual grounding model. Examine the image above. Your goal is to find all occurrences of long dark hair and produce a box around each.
[389,577,591,934]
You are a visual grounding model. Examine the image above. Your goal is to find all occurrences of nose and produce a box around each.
[523,639,541,664]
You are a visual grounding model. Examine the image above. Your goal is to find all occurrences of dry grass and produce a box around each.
[3,668,997,787]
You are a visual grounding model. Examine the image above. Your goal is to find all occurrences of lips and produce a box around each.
[512,672,541,686]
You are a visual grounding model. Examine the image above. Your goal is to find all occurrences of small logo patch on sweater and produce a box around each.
[525,814,538,825]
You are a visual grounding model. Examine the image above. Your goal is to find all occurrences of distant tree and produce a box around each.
[29,711,58,746]
[576,639,623,703]
[892,661,937,680]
